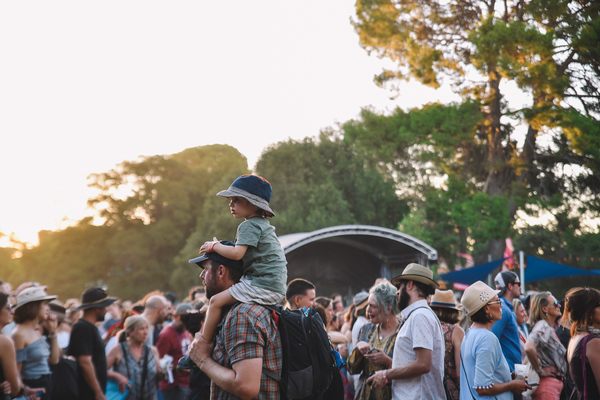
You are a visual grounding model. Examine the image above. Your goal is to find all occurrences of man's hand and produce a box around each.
[366,370,387,389]
[189,332,215,368]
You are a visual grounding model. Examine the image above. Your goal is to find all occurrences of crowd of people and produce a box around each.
[1,174,599,400]
[0,270,599,400]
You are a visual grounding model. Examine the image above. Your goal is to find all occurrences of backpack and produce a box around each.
[263,305,338,399]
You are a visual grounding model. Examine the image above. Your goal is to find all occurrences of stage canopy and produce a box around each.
[279,225,438,299]
[439,255,600,285]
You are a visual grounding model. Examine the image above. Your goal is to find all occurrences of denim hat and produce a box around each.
[189,241,244,271]
[216,175,275,217]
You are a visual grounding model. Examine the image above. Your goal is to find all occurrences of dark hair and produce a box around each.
[413,281,436,298]
[207,259,243,283]
[314,304,328,329]
[470,305,493,324]
[180,310,206,336]
[13,301,43,324]
[564,287,600,337]
[0,292,8,310]
[432,306,460,324]
[286,279,315,303]
[345,303,357,329]
[315,297,331,309]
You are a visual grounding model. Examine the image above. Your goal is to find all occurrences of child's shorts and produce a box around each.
[229,276,285,305]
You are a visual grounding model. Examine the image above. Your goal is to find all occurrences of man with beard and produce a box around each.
[367,263,444,400]
[68,287,117,400]
[187,241,282,399]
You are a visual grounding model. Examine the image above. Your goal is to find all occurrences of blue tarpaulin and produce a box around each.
[439,255,600,285]
[525,255,600,282]
[439,258,507,285]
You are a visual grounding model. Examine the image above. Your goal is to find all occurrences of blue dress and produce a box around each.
[460,328,512,400]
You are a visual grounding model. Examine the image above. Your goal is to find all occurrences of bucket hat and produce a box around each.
[430,289,458,310]
[391,263,439,289]
[75,287,117,311]
[462,281,501,317]
[14,287,57,311]
[216,175,275,217]
[189,241,244,271]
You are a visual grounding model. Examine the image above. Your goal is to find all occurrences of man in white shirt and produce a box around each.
[367,263,445,400]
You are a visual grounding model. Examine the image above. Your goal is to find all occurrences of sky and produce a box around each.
[0,2,461,245]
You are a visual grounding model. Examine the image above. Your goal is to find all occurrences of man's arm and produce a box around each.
[77,355,106,400]
[368,347,432,389]
[192,339,262,400]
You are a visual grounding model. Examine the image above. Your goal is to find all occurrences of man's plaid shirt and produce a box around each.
[211,302,282,399]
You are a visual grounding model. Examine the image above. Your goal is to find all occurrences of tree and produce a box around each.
[348,0,600,261]
[255,133,408,235]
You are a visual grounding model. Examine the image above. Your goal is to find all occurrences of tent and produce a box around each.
[439,256,600,285]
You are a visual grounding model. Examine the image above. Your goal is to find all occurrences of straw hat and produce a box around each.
[430,289,458,310]
[391,263,439,289]
[462,281,500,317]
[14,287,57,311]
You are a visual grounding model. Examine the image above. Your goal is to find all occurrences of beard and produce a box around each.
[398,286,410,311]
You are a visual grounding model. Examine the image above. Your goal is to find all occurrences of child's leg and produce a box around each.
[200,288,237,342]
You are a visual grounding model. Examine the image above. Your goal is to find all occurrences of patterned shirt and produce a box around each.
[528,319,567,377]
[211,303,282,399]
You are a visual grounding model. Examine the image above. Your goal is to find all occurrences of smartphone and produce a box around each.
[366,348,380,354]
[527,382,539,386]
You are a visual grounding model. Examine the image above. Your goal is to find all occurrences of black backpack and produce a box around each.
[263,306,338,399]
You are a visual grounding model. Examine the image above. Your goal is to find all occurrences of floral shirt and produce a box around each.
[528,319,567,377]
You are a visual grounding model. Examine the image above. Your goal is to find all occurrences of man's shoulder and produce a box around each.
[227,302,272,320]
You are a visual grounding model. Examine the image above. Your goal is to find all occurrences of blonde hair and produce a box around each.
[117,315,148,342]
[529,291,552,327]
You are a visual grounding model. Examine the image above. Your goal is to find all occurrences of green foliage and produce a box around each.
[256,133,408,234]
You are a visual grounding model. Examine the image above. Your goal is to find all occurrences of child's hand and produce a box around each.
[200,237,219,253]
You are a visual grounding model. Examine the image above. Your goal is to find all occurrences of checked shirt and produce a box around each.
[211,302,282,399]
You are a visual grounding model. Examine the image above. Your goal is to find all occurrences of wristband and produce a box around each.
[48,333,57,338]
[16,386,26,397]
[209,242,216,252]
[382,369,389,384]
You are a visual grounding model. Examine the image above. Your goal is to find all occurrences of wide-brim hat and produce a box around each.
[217,175,275,217]
[75,287,117,311]
[391,263,439,289]
[462,281,501,317]
[189,241,244,271]
[430,289,458,310]
[14,287,57,310]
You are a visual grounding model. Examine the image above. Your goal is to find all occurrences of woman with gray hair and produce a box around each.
[347,281,400,400]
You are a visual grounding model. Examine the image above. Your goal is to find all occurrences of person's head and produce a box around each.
[529,291,561,326]
[143,295,169,324]
[13,286,57,324]
[0,292,13,327]
[216,174,275,218]
[172,303,193,332]
[494,271,521,300]
[189,286,206,303]
[286,279,316,310]
[107,300,123,320]
[564,287,600,337]
[76,287,117,323]
[353,292,369,318]
[430,289,460,324]
[367,282,399,325]
[121,315,149,344]
[189,241,244,298]
[391,263,438,310]
[462,281,503,325]
[180,309,206,336]
[315,297,333,323]
[512,298,529,326]
[332,300,344,314]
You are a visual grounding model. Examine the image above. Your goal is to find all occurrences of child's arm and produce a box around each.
[200,237,248,261]
[201,289,237,342]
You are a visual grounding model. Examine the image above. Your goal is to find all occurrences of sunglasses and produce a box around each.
[488,300,503,306]
[553,300,560,307]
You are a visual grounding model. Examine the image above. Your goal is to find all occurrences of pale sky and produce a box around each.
[0,1,461,245]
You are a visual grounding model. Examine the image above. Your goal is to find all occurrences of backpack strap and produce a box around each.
[261,305,287,397]
[120,342,131,380]
[139,345,150,400]
[580,333,599,400]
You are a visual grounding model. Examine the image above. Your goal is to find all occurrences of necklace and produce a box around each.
[378,321,399,341]
[577,326,600,336]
